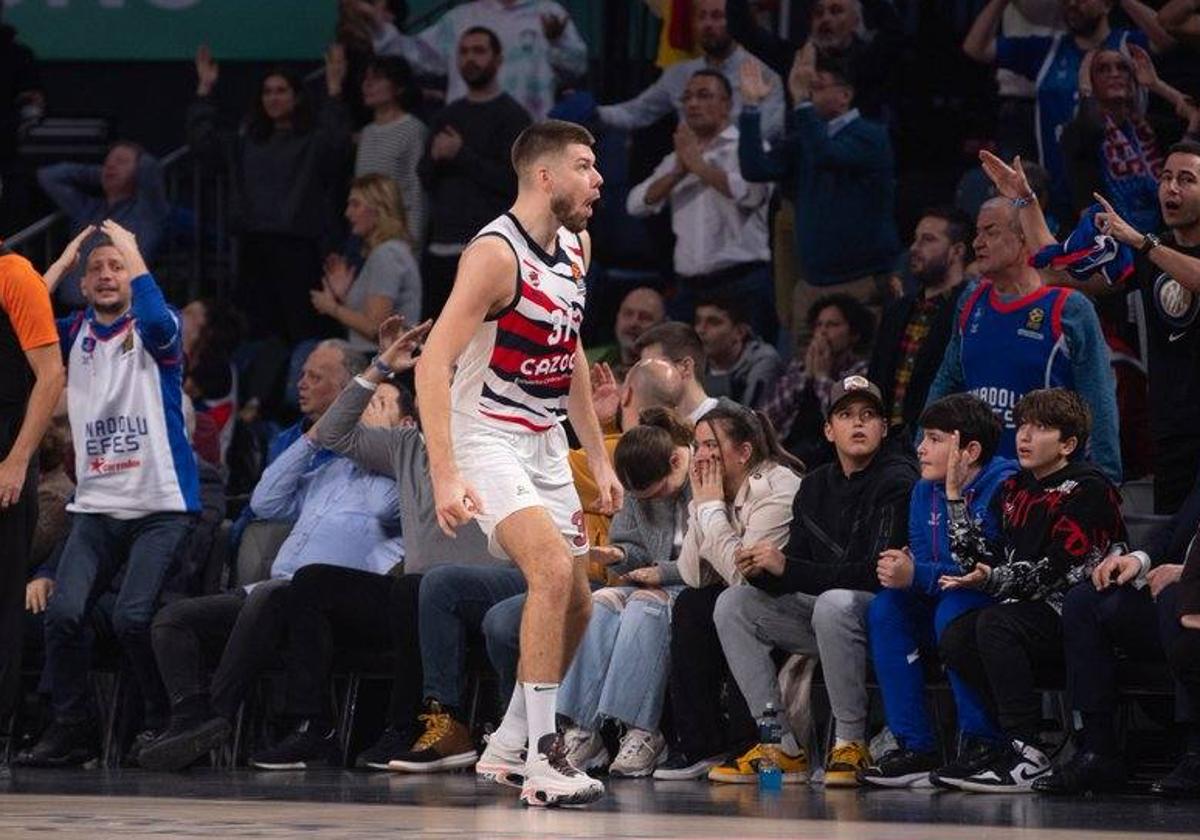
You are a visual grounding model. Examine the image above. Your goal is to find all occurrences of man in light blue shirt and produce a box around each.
[136,378,410,770]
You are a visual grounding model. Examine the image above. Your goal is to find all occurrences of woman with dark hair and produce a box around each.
[656,401,804,780]
[355,55,429,248]
[557,408,693,778]
[761,292,875,468]
[187,44,352,344]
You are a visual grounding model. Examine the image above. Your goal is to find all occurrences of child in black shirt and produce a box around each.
[934,388,1127,792]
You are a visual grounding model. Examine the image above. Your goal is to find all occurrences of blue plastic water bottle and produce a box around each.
[757,702,783,792]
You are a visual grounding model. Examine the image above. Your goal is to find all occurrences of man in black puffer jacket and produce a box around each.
[711,375,918,788]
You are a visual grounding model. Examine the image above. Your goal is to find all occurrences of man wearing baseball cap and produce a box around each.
[712,374,918,786]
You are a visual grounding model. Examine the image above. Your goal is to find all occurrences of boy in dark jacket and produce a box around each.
[711,375,917,786]
[936,389,1127,793]
[861,394,1017,788]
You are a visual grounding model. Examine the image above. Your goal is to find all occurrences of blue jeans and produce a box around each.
[482,581,602,703]
[558,586,680,732]
[45,511,194,723]
[420,565,527,710]
[867,586,1002,752]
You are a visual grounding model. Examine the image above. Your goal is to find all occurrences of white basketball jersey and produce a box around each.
[450,212,587,433]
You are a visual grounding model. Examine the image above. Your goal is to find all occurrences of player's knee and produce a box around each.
[528,557,573,602]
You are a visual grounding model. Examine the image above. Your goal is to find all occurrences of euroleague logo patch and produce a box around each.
[1154,272,1199,332]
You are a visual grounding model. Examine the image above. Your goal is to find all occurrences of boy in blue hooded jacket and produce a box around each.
[860,394,1018,787]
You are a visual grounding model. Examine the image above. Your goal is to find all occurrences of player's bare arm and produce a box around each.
[414,235,518,536]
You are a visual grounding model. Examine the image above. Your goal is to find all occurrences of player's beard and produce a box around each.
[551,192,590,233]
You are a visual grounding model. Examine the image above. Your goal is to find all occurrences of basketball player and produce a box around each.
[413,120,621,807]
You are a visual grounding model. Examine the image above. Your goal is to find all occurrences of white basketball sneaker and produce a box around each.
[475,732,526,789]
[520,733,605,807]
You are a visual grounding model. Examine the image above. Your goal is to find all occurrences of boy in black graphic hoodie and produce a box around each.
[934,388,1126,793]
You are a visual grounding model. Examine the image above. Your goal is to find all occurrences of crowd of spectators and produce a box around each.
[3,0,1200,804]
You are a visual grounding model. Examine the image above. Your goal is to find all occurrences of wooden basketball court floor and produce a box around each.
[4,769,1200,839]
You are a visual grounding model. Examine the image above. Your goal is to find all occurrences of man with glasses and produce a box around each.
[628,69,775,341]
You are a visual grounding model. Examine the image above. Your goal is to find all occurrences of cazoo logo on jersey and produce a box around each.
[520,352,575,380]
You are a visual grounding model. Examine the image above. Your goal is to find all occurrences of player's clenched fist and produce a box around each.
[432,472,485,537]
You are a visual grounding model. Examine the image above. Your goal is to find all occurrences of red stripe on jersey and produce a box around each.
[496,309,553,346]
[489,345,534,375]
[521,281,562,315]
[567,245,583,257]
[479,410,554,432]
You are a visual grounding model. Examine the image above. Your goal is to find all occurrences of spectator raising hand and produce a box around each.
[738,58,774,107]
[376,315,433,374]
[325,42,347,97]
[99,218,148,276]
[42,224,95,294]
[787,42,817,104]
[195,44,218,96]
[979,150,1033,201]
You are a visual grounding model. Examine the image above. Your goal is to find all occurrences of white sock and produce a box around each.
[491,684,528,748]
[524,682,559,754]
[780,731,801,756]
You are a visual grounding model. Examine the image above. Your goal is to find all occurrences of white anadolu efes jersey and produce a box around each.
[61,275,200,519]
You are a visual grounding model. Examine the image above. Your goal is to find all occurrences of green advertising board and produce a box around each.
[3,0,338,61]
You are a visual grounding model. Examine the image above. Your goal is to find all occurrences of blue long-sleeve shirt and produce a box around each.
[738,104,900,287]
[38,155,170,309]
[925,281,1122,483]
[249,434,402,583]
[908,457,1019,596]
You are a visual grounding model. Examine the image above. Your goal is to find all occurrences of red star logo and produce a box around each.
[90,457,105,472]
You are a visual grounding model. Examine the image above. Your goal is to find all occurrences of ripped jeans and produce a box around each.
[558,585,683,732]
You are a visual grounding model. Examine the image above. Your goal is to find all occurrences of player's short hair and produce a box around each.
[511,120,595,176]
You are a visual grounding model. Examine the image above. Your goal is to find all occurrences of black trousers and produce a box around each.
[0,415,37,724]
[1169,627,1200,729]
[939,600,1064,743]
[1060,582,1166,754]
[151,581,292,721]
[1159,584,1199,730]
[668,585,755,759]
[282,565,422,729]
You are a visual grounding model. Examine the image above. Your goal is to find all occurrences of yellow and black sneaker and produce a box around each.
[387,701,477,773]
[707,743,809,785]
[824,740,871,787]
